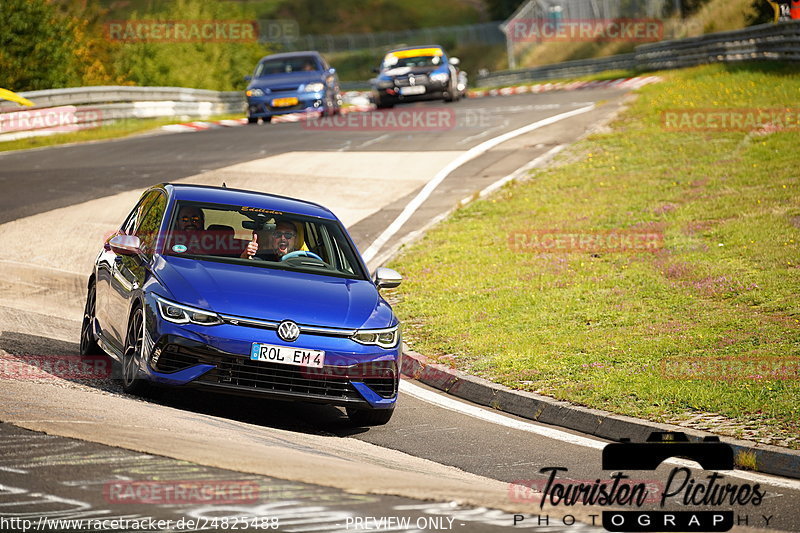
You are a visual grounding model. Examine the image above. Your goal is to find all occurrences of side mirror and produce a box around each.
[373,267,402,289]
[449,57,460,66]
[109,234,143,256]
[329,68,336,75]
[372,66,380,74]
[244,75,252,82]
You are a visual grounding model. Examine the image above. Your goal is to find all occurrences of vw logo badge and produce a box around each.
[277,320,300,342]
[409,75,416,86]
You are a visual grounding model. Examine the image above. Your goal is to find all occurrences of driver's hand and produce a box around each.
[241,232,258,259]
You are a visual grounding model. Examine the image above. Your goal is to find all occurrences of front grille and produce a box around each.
[153,339,397,400]
[363,377,397,398]
[268,103,307,112]
[199,358,362,400]
[395,74,429,87]
[155,344,202,373]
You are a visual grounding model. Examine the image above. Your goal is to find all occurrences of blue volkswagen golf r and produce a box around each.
[245,51,341,123]
[80,184,402,425]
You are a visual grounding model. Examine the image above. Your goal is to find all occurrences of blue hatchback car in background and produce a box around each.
[245,51,342,123]
[80,184,402,426]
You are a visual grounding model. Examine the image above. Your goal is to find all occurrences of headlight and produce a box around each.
[301,82,325,93]
[246,88,264,97]
[430,72,449,83]
[351,326,399,349]
[156,296,222,326]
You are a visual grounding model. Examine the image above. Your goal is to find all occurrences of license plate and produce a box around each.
[272,97,299,107]
[400,86,426,95]
[250,343,324,368]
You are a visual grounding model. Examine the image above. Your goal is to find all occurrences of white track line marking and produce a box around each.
[365,144,566,271]
[399,380,607,449]
[400,381,800,490]
[361,104,595,263]
[357,134,390,149]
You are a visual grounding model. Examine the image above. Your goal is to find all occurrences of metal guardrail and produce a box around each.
[635,20,800,70]
[478,20,800,87]
[0,86,245,142]
[0,86,243,113]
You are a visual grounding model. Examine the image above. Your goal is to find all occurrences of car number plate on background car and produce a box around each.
[399,86,426,95]
[272,97,299,107]
[250,343,324,368]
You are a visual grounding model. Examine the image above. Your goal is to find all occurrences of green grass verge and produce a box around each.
[474,69,647,91]
[0,114,245,153]
[387,62,800,447]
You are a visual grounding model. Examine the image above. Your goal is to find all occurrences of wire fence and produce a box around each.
[269,22,506,53]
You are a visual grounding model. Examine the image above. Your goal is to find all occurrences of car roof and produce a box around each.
[163,184,338,220]
[384,45,446,54]
[257,51,323,61]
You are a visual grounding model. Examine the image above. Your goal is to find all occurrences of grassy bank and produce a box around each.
[388,62,800,448]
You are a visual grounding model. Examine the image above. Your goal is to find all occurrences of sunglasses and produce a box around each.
[272,231,296,239]
[180,216,202,223]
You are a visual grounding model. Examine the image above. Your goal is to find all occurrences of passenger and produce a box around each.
[241,220,299,260]
[302,60,316,71]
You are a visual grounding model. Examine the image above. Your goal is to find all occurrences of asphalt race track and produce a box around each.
[1,89,798,533]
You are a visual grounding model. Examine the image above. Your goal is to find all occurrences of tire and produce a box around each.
[263,116,272,123]
[346,405,395,426]
[247,116,259,124]
[121,307,150,395]
[79,280,102,356]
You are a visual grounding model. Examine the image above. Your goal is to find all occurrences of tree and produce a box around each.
[0,0,74,90]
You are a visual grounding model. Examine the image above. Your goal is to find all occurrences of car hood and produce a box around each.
[153,256,395,330]
[248,72,324,91]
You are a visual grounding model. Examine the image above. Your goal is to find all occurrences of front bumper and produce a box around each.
[247,92,328,119]
[141,303,399,409]
[372,80,448,104]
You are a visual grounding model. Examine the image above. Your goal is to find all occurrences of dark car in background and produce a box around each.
[371,45,466,108]
[245,51,342,123]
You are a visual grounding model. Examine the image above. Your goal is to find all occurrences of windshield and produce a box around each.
[165,201,366,280]
[254,56,319,77]
[382,48,444,69]
[384,55,442,69]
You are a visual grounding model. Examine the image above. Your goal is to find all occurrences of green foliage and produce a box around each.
[0,0,75,90]
[485,0,525,20]
[660,0,716,17]
[747,0,781,25]
[111,0,271,90]
[269,0,486,35]
[389,62,800,444]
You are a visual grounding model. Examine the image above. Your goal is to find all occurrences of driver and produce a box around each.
[241,220,298,261]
